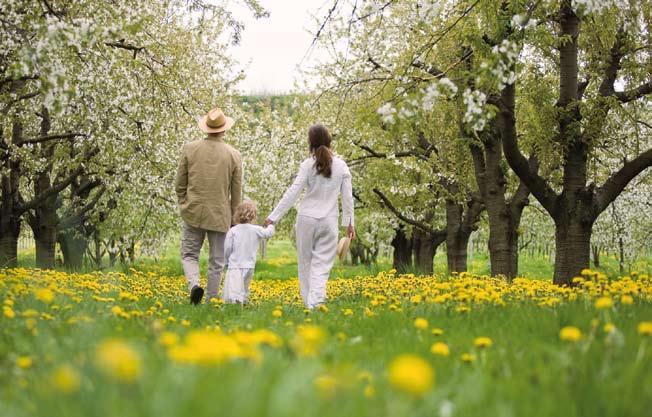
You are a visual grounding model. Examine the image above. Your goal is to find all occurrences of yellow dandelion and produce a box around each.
[638,321,652,336]
[473,337,493,348]
[158,332,179,347]
[51,365,81,394]
[559,326,582,342]
[95,339,142,383]
[430,342,450,357]
[272,309,283,318]
[431,328,444,336]
[620,295,633,305]
[363,384,376,398]
[461,353,476,363]
[595,297,613,310]
[387,354,434,396]
[290,325,326,357]
[414,317,429,330]
[314,374,338,398]
[34,288,54,303]
[16,356,33,369]
[3,305,15,319]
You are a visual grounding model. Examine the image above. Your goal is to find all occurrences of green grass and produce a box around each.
[1,266,651,417]
[18,239,651,281]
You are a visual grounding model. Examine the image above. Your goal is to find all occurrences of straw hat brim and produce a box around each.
[336,237,351,261]
[198,115,235,133]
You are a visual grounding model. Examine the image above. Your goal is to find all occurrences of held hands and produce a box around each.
[347,224,356,240]
[264,218,274,227]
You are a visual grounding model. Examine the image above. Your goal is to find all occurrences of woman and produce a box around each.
[265,124,355,309]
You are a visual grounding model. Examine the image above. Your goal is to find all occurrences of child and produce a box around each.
[222,201,274,303]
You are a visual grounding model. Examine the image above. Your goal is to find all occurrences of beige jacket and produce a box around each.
[175,136,242,232]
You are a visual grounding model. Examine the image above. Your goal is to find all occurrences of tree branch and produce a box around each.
[499,84,558,215]
[18,148,99,212]
[615,81,652,103]
[596,147,652,213]
[373,188,437,235]
[598,28,625,97]
[21,132,86,146]
[58,186,106,230]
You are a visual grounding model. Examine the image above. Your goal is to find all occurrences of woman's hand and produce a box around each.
[347,225,356,240]
[264,218,274,227]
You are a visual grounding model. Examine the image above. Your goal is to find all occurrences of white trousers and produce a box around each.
[295,215,338,308]
[180,222,225,300]
[222,268,254,303]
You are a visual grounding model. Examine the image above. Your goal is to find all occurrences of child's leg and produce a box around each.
[222,269,240,303]
[242,269,254,302]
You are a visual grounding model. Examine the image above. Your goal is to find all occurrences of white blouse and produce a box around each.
[224,224,275,269]
[268,156,354,227]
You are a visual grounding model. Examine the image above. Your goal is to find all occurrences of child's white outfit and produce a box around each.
[222,223,275,303]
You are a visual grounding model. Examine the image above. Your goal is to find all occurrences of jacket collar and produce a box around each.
[205,134,224,142]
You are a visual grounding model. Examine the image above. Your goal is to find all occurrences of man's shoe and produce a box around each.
[190,286,204,305]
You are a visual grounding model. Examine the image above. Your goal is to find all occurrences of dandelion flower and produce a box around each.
[474,337,493,348]
[430,342,450,356]
[95,339,142,383]
[16,356,33,369]
[388,354,434,396]
[158,332,179,347]
[51,365,81,394]
[431,328,444,336]
[559,326,582,342]
[414,317,429,330]
[461,353,476,363]
[638,321,652,336]
[34,288,54,303]
[595,297,613,310]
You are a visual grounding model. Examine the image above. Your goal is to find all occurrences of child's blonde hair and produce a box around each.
[234,201,257,224]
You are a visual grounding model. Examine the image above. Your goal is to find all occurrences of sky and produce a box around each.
[231,0,331,95]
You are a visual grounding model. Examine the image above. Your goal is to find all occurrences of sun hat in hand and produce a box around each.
[336,237,351,262]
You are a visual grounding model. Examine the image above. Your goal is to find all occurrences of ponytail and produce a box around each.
[308,124,333,178]
[314,145,333,178]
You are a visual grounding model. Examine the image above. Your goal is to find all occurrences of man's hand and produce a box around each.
[264,218,274,227]
[347,225,356,240]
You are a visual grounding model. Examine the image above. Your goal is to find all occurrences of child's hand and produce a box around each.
[264,218,274,227]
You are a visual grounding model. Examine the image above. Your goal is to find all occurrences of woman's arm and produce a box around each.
[341,164,354,228]
[267,161,309,223]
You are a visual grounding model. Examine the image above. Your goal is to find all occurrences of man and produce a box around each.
[175,107,242,304]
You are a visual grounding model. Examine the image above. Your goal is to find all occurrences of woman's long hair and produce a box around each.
[308,124,332,178]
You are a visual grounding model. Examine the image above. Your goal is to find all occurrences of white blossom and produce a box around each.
[377,102,397,124]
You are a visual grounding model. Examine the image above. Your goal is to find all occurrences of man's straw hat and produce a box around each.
[198,107,234,134]
[336,237,351,262]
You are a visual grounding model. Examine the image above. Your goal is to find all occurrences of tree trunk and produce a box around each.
[0,222,20,268]
[553,215,592,285]
[591,244,600,268]
[58,229,87,270]
[29,107,60,269]
[445,201,470,274]
[413,229,434,274]
[33,212,58,269]
[391,226,412,273]
[0,121,24,268]
[618,236,625,275]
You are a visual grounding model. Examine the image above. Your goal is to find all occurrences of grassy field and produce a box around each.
[3,242,652,417]
[18,238,651,281]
